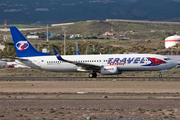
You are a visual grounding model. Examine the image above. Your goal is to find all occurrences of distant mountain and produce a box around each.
[129,0,180,20]
[173,0,180,2]
[0,0,180,24]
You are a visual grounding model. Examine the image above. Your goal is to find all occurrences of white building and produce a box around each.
[27,35,39,39]
[0,44,5,50]
[165,35,180,48]
[70,34,81,38]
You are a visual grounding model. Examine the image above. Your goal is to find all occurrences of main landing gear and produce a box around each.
[89,72,97,78]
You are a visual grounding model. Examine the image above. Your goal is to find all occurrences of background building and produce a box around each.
[165,35,180,48]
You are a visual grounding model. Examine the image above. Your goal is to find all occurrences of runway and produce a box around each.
[0,77,180,81]
[0,98,180,101]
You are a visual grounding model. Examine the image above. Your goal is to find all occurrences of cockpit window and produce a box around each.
[164,58,171,60]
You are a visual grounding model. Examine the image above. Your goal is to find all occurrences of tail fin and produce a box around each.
[76,41,81,55]
[10,27,51,58]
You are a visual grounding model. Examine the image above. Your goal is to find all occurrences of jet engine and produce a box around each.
[100,66,122,75]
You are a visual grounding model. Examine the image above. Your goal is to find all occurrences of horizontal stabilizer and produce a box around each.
[2,57,29,61]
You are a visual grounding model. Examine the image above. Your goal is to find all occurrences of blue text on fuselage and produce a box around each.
[108,57,145,64]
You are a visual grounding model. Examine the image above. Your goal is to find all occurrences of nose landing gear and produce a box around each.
[159,69,168,78]
[159,73,162,78]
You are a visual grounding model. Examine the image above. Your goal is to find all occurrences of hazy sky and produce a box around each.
[172,0,180,2]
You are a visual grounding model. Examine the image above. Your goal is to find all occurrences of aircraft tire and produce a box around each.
[89,73,93,78]
[93,73,97,78]
[89,73,97,78]
[159,74,162,78]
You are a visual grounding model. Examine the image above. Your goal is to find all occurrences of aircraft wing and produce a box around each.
[53,48,101,71]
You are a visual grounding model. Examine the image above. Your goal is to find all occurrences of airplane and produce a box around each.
[0,60,29,68]
[7,61,30,68]
[10,26,178,78]
[0,60,7,68]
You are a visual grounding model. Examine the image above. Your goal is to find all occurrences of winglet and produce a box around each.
[77,51,81,55]
[53,48,63,60]
[76,41,81,55]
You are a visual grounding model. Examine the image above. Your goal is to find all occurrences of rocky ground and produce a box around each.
[0,98,179,120]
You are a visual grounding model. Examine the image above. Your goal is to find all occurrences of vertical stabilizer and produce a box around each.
[10,27,51,57]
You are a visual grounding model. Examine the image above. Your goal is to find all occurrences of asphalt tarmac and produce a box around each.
[0,77,179,81]
[0,98,179,101]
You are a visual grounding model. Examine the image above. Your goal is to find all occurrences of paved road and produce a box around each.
[0,77,179,81]
[0,28,43,31]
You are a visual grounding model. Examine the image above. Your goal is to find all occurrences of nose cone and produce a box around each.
[172,60,178,67]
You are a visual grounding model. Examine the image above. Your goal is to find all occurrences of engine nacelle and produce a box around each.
[101,66,121,75]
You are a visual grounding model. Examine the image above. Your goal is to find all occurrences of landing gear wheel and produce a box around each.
[93,73,97,78]
[89,73,97,78]
[159,74,162,78]
[89,73,93,78]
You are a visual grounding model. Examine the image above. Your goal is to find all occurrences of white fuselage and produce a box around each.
[16,54,177,73]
